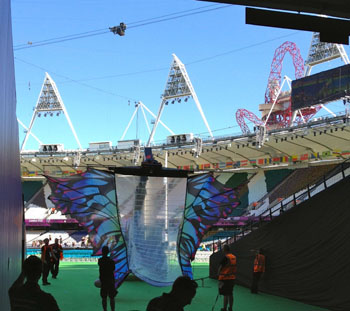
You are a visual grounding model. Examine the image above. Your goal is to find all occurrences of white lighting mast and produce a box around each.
[304,32,350,76]
[147,54,213,146]
[21,73,82,151]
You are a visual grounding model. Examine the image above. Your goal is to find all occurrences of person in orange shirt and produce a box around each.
[218,244,237,311]
[251,248,265,294]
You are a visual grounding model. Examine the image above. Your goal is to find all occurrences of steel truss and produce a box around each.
[21,73,82,151]
[147,54,213,146]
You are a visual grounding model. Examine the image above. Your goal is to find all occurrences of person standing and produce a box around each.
[98,246,117,311]
[8,255,60,311]
[51,238,63,279]
[251,248,265,294]
[218,244,236,311]
[41,238,55,285]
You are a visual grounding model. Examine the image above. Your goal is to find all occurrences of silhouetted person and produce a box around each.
[98,246,117,311]
[218,244,236,311]
[41,238,55,285]
[8,255,60,311]
[251,248,265,294]
[50,238,63,279]
[147,276,198,311]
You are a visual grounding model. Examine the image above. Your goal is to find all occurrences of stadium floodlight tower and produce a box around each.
[292,32,350,122]
[21,72,82,151]
[304,32,350,77]
[146,54,213,146]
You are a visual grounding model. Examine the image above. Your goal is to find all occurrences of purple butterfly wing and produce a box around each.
[45,168,129,288]
[178,173,240,278]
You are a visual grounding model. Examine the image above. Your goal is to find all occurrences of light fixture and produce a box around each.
[31,158,37,162]
[63,156,69,161]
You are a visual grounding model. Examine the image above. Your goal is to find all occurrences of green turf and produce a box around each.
[42,262,327,311]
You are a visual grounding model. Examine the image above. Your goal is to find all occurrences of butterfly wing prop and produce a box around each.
[45,169,129,288]
[178,173,240,278]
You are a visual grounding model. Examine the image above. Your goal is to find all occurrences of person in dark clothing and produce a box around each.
[50,238,63,279]
[251,248,265,294]
[147,276,198,311]
[98,246,117,311]
[8,255,60,311]
[41,238,56,285]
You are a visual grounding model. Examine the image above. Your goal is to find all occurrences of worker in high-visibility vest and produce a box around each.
[218,244,236,311]
[251,248,265,294]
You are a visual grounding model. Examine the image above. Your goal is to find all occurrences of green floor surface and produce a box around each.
[41,262,327,311]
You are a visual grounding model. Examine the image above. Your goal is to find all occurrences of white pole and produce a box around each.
[264,77,288,127]
[18,119,43,145]
[46,73,82,150]
[120,104,139,141]
[21,75,47,151]
[320,104,337,117]
[164,151,168,242]
[142,103,174,135]
[139,103,151,135]
[147,99,166,146]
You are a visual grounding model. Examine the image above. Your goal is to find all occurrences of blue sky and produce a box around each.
[12,0,349,150]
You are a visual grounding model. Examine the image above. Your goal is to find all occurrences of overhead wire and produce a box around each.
[13,4,230,51]
[13,4,301,110]
[15,29,301,101]
[15,57,139,102]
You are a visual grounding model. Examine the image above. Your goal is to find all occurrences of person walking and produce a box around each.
[8,255,60,311]
[50,238,63,279]
[218,244,236,311]
[98,246,117,311]
[251,248,265,294]
[41,238,56,285]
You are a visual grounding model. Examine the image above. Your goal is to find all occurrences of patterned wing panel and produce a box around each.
[178,173,240,278]
[45,169,129,288]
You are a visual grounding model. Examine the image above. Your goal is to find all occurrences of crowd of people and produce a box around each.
[8,243,265,311]
[29,233,91,249]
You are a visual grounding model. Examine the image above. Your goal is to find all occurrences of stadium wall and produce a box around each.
[0,1,23,309]
[210,175,350,311]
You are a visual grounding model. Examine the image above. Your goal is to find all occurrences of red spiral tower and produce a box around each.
[236,41,319,134]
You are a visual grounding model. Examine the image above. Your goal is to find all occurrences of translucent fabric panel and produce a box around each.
[116,175,187,286]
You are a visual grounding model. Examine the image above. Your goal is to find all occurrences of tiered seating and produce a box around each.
[26,230,89,248]
[269,165,336,203]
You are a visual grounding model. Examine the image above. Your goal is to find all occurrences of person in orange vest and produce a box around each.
[218,244,236,311]
[251,248,265,294]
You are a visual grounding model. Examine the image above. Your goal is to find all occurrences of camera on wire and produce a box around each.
[110,23,127,36]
